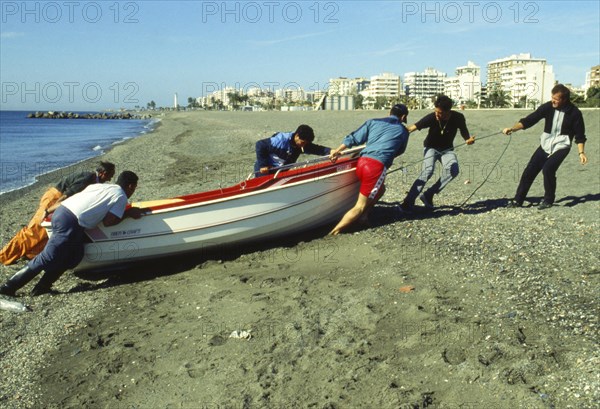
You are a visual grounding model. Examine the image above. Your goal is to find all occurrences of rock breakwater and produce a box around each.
[27,111,152,120]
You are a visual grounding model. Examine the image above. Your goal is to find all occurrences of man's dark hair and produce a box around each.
[434,95,454,111]
[97,161,115,174]
[551,84,571,101]
[390,104,409,122]
[116,171,138,188]
[294,124,315,143]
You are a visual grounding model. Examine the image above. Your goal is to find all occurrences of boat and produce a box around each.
[43,147,364,272]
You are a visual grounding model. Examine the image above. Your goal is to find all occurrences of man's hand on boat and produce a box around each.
[329,144,348,163]
[125,206,147,219]
[259,166,272,174]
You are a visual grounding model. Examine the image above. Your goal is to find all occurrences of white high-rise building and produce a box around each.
[360,72,401,99]
[174,93,178,109]
[444,61,481,104]
[328,77,370,96]
[404,68,447,100]
[217,87,237,106]
[487,53,555,105]
[198,87,237,108]
[584,64,600,96]
[287,88,306,102]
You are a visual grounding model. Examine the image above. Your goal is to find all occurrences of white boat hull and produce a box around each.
[44,155,362,271]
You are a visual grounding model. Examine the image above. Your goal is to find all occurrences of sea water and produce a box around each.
[0,111,156,194]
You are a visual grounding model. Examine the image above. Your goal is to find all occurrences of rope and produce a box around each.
[387,130,504,176]
[386,130,510,208]
[459,132,512,207]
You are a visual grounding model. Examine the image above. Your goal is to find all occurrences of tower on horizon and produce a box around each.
[174,93,178,109]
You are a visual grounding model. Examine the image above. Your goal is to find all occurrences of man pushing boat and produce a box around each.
[328,104,410,235]
[0,161,116,265]
[0,171,144,297]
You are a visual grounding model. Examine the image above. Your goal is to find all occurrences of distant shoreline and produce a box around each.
[0,117,162,201]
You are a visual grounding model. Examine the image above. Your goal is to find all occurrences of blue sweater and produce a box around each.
[342,116,409,168]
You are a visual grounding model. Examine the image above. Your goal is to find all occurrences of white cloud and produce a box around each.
[1,32,24,39]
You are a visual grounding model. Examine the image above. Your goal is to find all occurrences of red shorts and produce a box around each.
[356,157,386,199]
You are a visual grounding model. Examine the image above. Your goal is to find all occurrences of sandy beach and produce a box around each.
[0,109,598,409]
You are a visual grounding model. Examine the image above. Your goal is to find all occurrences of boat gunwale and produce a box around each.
[140,156,359,215]
[85,176,360,243]
[42,158,360,235]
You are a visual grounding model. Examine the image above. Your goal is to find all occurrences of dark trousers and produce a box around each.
[514,146,570,205]
[27,206,85,287]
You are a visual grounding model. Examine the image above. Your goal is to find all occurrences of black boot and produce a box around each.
[0,266,38,297]
[30,271,63,296]
[0,284,15,296]
[30,281,56,296]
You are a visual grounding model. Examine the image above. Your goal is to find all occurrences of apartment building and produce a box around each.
[198,86,237,108]
[584,64,600,95]
[276,88,306,102]
[360,72,402,99]
[328,77,370,96]
[444,61,482,104]
[404,68,447,100]
[487,53,555,105]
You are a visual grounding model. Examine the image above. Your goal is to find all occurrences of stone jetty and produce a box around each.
[27,111,152,120]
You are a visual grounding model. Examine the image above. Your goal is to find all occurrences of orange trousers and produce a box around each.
[0,187,62,265]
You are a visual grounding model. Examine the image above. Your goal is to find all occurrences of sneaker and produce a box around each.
[538,201,553,210]
[506,200,522,208]
[420,192,434,209]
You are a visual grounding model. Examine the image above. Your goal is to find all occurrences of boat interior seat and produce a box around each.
[131,198,185,208]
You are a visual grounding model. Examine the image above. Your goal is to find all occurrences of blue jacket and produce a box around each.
[255,132,331,169]
[342,116,409,168]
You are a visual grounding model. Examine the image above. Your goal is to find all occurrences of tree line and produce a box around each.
[143,86,600,111]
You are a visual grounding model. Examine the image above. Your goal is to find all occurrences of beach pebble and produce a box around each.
[229,330,252,340]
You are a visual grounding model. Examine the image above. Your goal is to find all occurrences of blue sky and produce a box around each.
[1,0,598,110]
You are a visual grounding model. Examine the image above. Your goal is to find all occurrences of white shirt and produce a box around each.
[62,184,128,229]
[540,109,570,155]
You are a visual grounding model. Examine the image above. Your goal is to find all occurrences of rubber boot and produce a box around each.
[0,266,38,297]
[30,271,63,296]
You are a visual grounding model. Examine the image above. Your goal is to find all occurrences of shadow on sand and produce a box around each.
[69,225,333,294]
[69,193,598,294]
[371,192,600,224]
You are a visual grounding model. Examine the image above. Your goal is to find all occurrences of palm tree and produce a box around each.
[585,86,600,107]
[226,92,241,110]
[465,99,478,109]
[484,90,510,108]
[374,96,388,110]
[354,94,364,109]
[187,97,199,109]
[528,98,540,110]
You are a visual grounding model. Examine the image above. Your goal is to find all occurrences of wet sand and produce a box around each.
[1,109,598,408]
